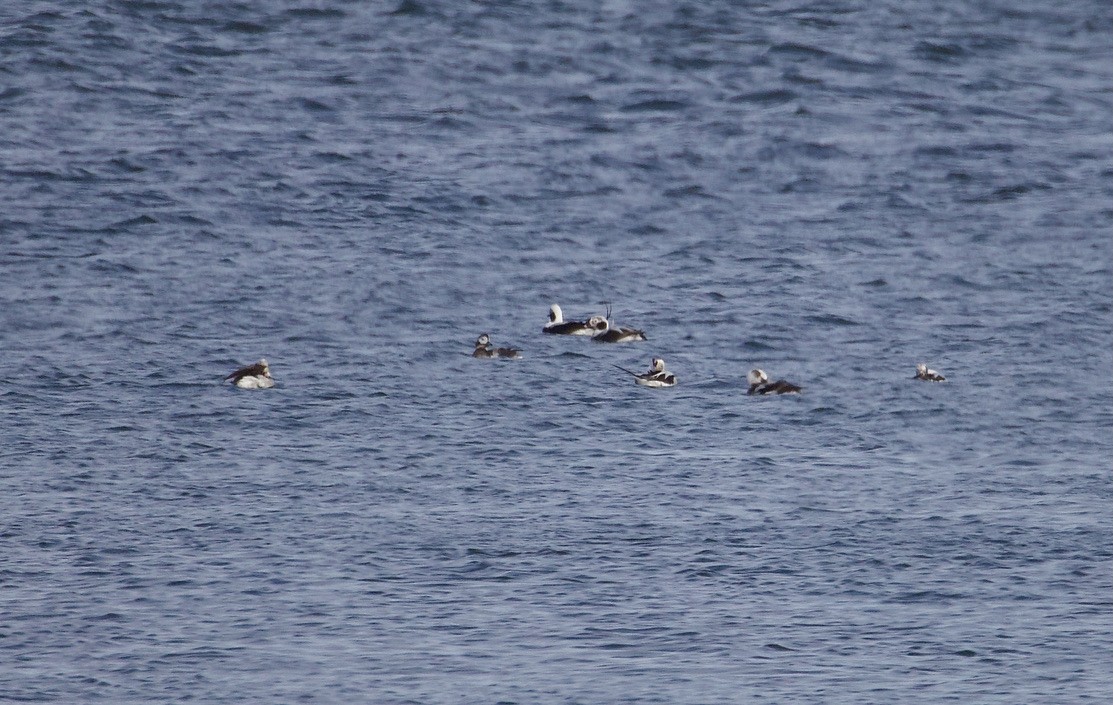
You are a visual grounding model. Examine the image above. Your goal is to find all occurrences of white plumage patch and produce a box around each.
[914,363,946,381]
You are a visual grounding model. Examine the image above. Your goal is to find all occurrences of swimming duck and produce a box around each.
[615,357,677,388]
[588,315,647,343]
[225,359,275,389]
[473,333,521,359]
[914,363,946,382]
[747,368,801,395]
[542,304,595,336]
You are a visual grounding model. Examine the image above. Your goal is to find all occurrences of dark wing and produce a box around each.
[769,380,802,393]
[653,372,676,385]
[225,362,265,382]
[544,321,587,335]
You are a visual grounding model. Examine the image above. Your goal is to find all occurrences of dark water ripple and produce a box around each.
[2,0,1111,703]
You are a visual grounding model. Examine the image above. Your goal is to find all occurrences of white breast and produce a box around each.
[235,375,274,389]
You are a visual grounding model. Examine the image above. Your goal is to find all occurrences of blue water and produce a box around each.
[2,1,1111,703]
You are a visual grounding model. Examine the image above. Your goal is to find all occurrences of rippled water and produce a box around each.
[2,1,1111,703]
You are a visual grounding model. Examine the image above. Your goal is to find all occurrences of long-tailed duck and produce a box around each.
[542,304,595,336]
[747,368,801,395]
[588,315,647,343]
[914,363,946,382]
[473,333,521,359]
[615,357,677,388]
[226,359,275,389]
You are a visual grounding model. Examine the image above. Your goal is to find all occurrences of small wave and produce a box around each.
[222,20,272,34]
[963,182,1052,203]
[0,87,28,102]
[730,89,798,106]
[888,590,968,603]
[620,99,690,112]
[806,313,859,326]
[31,57,83,72]
[313,151,353,163]
[102,214,158,231]
[297,97,334,113]
[913,145,959,158]
[7,167,99,183]
[669,55,719,71]
[387,0,426,17]
[965,141,1019,153]
[913,41,968,62]
[563,93,596,105]
[767,42,830,60]
[825,53,893,74]
[173,44,243,58]
[107,157,147,174]
[663,184,714,199]
[287,7,347,19]
[742,340,777,351]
